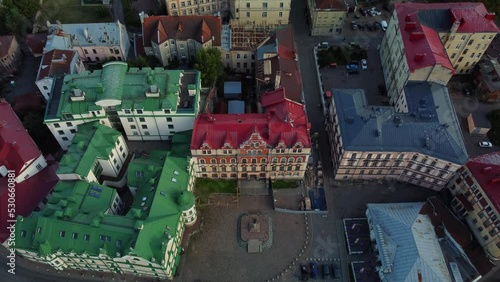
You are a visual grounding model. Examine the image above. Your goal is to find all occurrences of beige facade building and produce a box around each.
[326,86,467,190]
[448,152,500,261]
[140,14,221,66]
[230,0,291,25]
[380,3,498,108]
[0,35,22,76]
[165,0,228,16]
[306,0,347,36]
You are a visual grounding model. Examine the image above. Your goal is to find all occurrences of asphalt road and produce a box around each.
[112,0,125,24]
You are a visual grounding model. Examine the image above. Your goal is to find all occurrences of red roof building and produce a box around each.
[0,162,59,243]
[141,15,221,66]
[256,26,303,102]
[448,152,500,261]
[394,2,499,74]
[191,88,311,180]
[26,33,48,57]
[0,100,47,183]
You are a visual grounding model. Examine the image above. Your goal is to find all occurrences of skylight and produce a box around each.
[173,170,179,175]
[171,178,177,183]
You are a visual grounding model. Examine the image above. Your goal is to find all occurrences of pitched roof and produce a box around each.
[26,33,48,56]
[395,3,499,73]
[0,162,59,242]
[276,26,295,60]
[191,88,310,149]
[57,122,121,177]
[142,15,221,47]
[0,100,43,174]
[0,35,16,58]
[37,49,78,80]
[331,83,468,164]
[466,152,500,212]
[314,0,347,10]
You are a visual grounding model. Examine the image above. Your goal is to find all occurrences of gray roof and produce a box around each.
[367,202,452,282]
[332,82,468,164]
[256,38,278,60]
[417,9,452,32]
[224,81,242,95]
[49,22,129,50]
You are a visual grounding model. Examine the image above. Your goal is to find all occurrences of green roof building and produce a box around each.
[44,61,201,150]
[57,122,129,183]
[15,131,197,280]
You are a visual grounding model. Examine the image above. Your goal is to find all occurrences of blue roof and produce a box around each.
[367,202,452,282]
[256,38,278,60]
[224,81,242,95]
[228,100,245,114]
[332,82,468,164]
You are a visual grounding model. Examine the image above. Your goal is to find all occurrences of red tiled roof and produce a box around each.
[395,2,499,73]
[0,100,42,175]
[0,35,15,58]
[26,33,48,56]
[37,49,77,80]
[0,162,59,242]
[276,26,295,60]
[256,56,303,102]
[142,16,221,48]
[314,0,347,10]
[466,152,500,212]
[191,88,310,149]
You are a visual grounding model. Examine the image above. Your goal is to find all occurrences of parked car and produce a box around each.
[381,20,388,31]
[319,42,329,49]
[361,59,367,70]
[332,263,341,279]
[371,7,382,15]
[310,262,319,279]
[368,9,376,16]
[464,88,472,96]
[365,22,373,31]
[322,264,330,279]
[373,22,380,30]
[479,141,493,148]
[300,264,310,281]
[359,8,368,16]
[351,21,358,30]
[358,23,364,31]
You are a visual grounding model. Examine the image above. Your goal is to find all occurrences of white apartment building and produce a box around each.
[44,62,201,150]
[230,0,291,25]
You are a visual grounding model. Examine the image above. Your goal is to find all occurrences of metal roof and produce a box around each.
[332,82,468,164]
[224,81,242,95]
[367,202,452,282]
[228,100,245,114]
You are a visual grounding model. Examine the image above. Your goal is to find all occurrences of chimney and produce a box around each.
[491,178,500,184]
[177,22,182,32]
[414,53,426,62]
[450,20,461,34]
[405,22,417,31]
[483,167,492,173]
[405,14,412,22]
[12,142,20,151]
[410,32,425,41]
[274,71,281,90]
[485,13,496,21]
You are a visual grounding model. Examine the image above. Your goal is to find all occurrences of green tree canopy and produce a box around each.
[194,48,224,87]
[0,0,40,34]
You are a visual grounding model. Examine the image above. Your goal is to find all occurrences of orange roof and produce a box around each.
[142,16,221,48]
[37,49,78,80]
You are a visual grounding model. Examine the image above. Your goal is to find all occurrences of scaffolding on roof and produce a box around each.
[229,20,285,51]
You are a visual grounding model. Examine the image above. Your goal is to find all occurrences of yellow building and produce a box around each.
[164,0,228,16]
[0,35,22,76]
[307,0,348,36]
[230,0,291,25]
[447,152,500,261]
[380,3,498,108]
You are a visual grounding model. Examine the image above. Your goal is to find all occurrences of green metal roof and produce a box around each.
[16,131,196,267]
[50,62,198,118]
[57,122,121,176]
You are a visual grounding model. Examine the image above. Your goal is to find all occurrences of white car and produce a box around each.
[381,20,388,31]
[479,141,493,148]
[361,59,367,70]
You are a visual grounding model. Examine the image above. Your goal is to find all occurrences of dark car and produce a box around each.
[358,23,364,31]
[300,264,309,281]
[373,22,380,30]
[351,21,358,30]
[365,22,373,31]
[360,8,368,16]
[310,262,319,279]
[322,264,331,278]
[333,263,341,279]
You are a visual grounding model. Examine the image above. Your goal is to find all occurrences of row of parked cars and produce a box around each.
[301,262,341,280]
[351,21,382,31]
[359,7,382,17]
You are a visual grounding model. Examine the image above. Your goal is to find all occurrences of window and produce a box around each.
[456,44,461,49]
[62,137,68,141]
[468,39,474,45]
[130,125,136,129]
[483,235,489,241]
[168,124,174,129]
[262,12,267,17]
[137,109,143,114]
[458,57,463,63]
[127,118,133,122]
[72,233,78,239]
[246,12,250,17]
[279,12,283,17]
[280,2,284,7]
[93,49,97,54]
[59,231,66,238]
[246,2,250,8]
[141,124,148,129]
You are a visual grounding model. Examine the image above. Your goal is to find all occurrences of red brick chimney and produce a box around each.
[405,14,412,22]
[414,53,426,62]
[405,22,417,31]
[485,13,496,21]
[410,32,425,41]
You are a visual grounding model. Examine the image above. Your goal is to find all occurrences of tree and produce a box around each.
[0,0,40,35]
[22,112,61,154]
[194,48,224,87]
